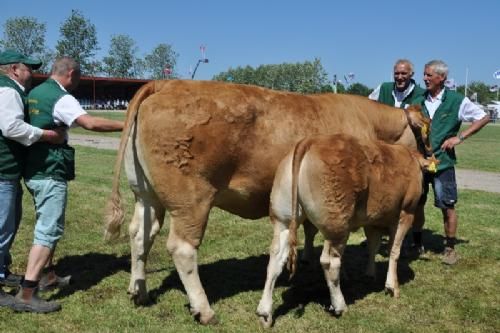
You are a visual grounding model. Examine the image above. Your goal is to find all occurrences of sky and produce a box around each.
[2,0,500,89]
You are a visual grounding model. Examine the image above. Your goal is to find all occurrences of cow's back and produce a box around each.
[135,80,402,219]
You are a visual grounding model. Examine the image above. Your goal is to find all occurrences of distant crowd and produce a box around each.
[78,98,129,110]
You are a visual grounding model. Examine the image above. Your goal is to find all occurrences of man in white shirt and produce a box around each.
[413,60,490,265]
[12,57,124,313]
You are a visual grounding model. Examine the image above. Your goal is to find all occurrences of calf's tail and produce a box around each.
[287,139,311,278]
[104,80,168,241]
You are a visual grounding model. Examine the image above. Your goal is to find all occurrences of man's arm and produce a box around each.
[0,88,65,145]
[441,97,490,150]
[75,114,124,132]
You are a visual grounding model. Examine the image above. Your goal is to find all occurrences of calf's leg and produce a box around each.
[321,239,347,315]
[385,211,414,298]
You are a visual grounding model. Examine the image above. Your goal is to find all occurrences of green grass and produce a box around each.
[70,111,125,138]
[455,124,500,172]
[1,146,499,332]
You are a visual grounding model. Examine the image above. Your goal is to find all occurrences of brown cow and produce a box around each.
[105,80,428,324]
[256,133,434,327]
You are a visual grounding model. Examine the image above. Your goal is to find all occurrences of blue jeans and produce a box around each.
[0,179,22,278]
[25,179,67,249]
[422,167,458,209]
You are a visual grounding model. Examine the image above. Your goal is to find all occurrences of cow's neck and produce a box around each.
[366,107,417,149]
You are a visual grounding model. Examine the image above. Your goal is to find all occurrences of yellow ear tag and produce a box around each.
[428,161,437,173]
[421,124,428,136]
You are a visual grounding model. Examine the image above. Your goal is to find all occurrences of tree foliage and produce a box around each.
[213,58,331,94]
[102,34,141,78]
[345,82,372,97]
[144,43,179,79]
[1,16,53,72]
[55,9,99,74]
[457,81,498,104]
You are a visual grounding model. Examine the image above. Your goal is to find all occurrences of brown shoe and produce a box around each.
[12,287,61,313]
[39,270,71,292]
[442,247,459,265]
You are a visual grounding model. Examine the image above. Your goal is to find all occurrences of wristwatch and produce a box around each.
[458,132,465,142]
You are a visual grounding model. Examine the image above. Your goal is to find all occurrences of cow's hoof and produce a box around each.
[131,293,150,306]
[328,304,346,317]
[194,311,218,325]
[258,314,273,329]
[384,285,399,298]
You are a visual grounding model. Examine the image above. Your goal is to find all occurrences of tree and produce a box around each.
[346,82,372,96]
[102,34,141,78]
[457,81,496,105]
[213,58,330,94]
[144,43,179,79]
[55,9,99,74]
[1,16,53,72]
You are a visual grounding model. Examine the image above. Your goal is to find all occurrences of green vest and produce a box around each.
[24,78,75,181]
[378,79,425,108]
[0,75,27,180]
[421,88,464,171]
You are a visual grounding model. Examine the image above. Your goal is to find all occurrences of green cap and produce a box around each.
[0,49,42,70]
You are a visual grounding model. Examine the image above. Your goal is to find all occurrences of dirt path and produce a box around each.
[69,133,500,194]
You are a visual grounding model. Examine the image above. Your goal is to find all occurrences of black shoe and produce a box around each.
[0,289,15,308]
[12,287,61,313]
[0,272,23,287]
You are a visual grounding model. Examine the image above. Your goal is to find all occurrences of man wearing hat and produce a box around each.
[0,50,64,308]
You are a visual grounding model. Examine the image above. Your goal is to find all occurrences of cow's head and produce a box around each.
[404,105,432,155]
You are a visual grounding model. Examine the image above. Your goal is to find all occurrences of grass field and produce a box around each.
[1,140,499,332]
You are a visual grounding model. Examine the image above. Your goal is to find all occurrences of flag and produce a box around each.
[494,70,500,80]
[490,85,499,92]
[445,78,456,90]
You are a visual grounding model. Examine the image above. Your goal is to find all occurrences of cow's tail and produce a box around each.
[104,80,167,241]
[287,138,310,279]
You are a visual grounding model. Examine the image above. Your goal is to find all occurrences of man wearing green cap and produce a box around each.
[0,50,65,308]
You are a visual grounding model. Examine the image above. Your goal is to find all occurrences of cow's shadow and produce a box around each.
[148,228,454,320]
[45,252,130,300]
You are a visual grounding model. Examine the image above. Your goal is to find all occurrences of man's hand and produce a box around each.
[41,127,66,144]
[440,136,461,150]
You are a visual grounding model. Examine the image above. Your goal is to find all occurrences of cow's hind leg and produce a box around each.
[257,216,290,328]
[301,219,318,264]
[363,226,383,278]
[385,211,414,298]
[128,195,165,305]
[166,193,217,325]
[321,239,347,315]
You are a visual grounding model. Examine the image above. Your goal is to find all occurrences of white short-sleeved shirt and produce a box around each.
[0,78,43,146]
[424,89,487,121]
[52,79,87,129]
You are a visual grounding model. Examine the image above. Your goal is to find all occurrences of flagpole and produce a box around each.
[465,67,469,97]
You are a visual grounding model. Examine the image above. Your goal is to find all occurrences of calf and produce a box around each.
[257,133,434,327]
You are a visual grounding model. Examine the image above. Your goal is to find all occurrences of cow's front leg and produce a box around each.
[128,199,165,305]
[385,211,413,298]
[321,240,347,315]
[257,217,290,328]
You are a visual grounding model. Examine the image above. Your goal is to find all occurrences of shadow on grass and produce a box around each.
[47,252,130,300]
